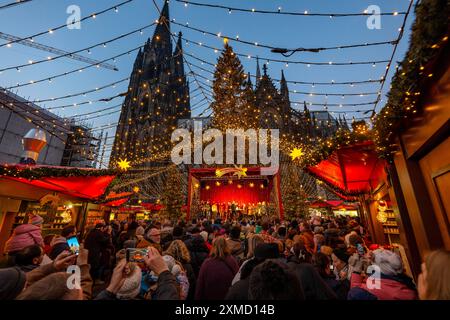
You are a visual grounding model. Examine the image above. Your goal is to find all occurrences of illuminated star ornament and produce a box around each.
[233,165,247,179]
[290,148,304,161]
[133,186,140,193]
[117,158,131,171]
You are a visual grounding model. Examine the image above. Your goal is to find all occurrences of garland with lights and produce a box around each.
[291,121,372,168]
[373,0,449,160]
[0,165,118,180]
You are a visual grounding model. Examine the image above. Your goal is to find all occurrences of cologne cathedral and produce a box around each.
[110,2,190,166]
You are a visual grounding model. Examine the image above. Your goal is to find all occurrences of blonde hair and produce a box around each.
[210,236,230,260]
[423,249,450,300]
[164,240,191,264]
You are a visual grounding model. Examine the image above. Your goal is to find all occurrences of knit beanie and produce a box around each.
[116,265,142,300]
[0,267,27,299]
[372,249,403,276]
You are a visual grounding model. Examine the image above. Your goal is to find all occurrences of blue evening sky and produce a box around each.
[0,0,416,163]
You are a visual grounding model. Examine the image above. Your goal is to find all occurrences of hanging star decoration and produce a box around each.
[117,158,131,171]
[290,147,304,161]
[223,37,229,45]
[133,186,140,193]
[233,165,247,179]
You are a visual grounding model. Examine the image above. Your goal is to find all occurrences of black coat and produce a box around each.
[84,229,110,269]
[225,278,250,300]
[287,257,338,300]
[184,235,209,277]
[182,262,197,300]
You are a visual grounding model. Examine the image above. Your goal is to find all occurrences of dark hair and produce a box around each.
[172,226,184,238]
[191,227,201,234]
[43,234,56,246]
[277,226,286,237]
[312,252,331,278]
[15,245,42,266]
[229,226,241,240]
[261,222,270,231]
[61,225,76,238]
[248,260,304,300]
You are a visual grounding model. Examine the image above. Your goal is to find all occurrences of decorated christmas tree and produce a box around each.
[282,165,309,220]
[212,43,259,131]
[160,167,186,221]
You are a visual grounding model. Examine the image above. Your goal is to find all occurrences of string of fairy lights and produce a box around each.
[176,0,406,18]
[0,0,135,48]
[1,0,412,181]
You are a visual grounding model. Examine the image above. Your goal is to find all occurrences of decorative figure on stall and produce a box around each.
[20,129,47,165]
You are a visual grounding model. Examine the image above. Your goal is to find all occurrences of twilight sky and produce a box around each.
[0,0,416,164]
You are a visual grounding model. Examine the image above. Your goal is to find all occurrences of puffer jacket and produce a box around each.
[4,224,44,253]
[349,272,417,300]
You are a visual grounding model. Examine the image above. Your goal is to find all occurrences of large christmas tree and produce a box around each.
[282,165,309,220]
[212,43,259,131]
[160,167,186,221]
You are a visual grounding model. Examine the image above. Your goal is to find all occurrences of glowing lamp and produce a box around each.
[20,129,47,165]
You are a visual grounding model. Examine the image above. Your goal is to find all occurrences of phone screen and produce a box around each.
[126,248,148,263]
[67,236,80,255]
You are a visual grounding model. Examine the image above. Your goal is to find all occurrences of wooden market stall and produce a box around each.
[0,164,117,254]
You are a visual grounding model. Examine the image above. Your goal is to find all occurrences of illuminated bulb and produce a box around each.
[304,10,308,14]
[393,11,398,16]
[48,29,53,34]
[28,60,33,64]
[251,8,255,12]
[6,43,12,47]
[92,14,96,19]
[184,2,188,7]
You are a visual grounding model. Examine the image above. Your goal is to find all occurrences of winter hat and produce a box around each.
[50,235,67,247]
[116,265,142,300]
[254,243,279,260]
[163,255,176,271]
[0,267,27,299]
[4,224,43,253]
[372,249,403,276]
[30,215,43,226]
[200,231,208,242]
[333,247,350,263]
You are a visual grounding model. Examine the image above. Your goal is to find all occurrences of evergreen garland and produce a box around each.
[373,0,449,160]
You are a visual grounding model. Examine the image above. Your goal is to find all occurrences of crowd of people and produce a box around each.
[1,212,449,300]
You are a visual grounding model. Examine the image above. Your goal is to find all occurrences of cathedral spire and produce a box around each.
[246,72,253,88]
[280,70,289,101]
[151,0,172,56]
[256,56,261,87]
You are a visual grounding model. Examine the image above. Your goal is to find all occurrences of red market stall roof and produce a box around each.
[0,164,117,200]
[309,200,332,208]
[306,141,387,197]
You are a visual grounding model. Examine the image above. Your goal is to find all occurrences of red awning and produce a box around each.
[306,141,387,196]
[103,198,130,207]
[309,200,332,208]
[0,164,116,200]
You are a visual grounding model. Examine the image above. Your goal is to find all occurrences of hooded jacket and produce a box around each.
[349,272,417,300]
[4,224,44,253]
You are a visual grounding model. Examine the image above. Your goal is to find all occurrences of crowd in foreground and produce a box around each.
[1,212,449,300]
